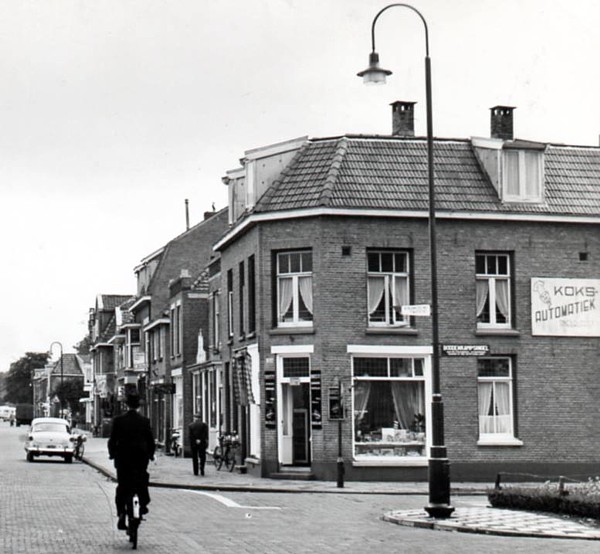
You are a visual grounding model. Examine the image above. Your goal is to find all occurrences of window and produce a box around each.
[478,357,519,444]
[276,251,313,326]
[212,291,220,351]
[353,356,426,461]
[502,149,543,202]
[248,255,256,334]
[227,270,234,339]
[367,250,410,327]
[239,261,245,336]
[476,253,512,328]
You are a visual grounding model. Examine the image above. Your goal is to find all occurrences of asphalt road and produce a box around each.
[1,422,597,553]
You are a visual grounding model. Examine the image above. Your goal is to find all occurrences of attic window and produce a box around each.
[502,148,543,203]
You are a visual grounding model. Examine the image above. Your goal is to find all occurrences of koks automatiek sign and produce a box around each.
[531,278,600,337]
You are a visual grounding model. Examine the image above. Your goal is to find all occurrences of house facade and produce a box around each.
[203,104,600,481]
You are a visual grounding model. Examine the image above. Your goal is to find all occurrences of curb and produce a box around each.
[81,456,487,496]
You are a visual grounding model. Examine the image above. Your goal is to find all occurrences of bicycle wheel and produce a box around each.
[213,446,224,470]
[225,448,236,472]
[128,518,138,550]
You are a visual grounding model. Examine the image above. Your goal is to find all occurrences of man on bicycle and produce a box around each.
[108,392,155,530]
[188,413,208,476]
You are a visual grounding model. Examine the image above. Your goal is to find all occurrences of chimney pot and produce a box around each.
[490,105,515,140]
[391,101,416,137]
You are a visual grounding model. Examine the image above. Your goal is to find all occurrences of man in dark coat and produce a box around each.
[108,393,155,530]
[188,414,208,476]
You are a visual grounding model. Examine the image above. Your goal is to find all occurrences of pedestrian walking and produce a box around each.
[188,413,208,476]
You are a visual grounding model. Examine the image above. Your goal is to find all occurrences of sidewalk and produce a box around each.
[82,437,600,541]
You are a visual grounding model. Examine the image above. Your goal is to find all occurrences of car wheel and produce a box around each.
[26,452,34,463]
[64,454,73,464]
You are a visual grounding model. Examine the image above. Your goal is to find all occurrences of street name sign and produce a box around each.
[401,304,431,317]
[441,344,490,357]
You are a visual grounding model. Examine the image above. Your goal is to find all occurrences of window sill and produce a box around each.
[475,329,520,337]
[270,327,315,336]
[352,457,428,467]
[477,438,523,447]
[366,327,418,336]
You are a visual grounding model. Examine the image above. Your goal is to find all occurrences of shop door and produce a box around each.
[280,382,311,466]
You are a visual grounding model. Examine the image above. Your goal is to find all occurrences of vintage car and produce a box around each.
[24,417,76,463]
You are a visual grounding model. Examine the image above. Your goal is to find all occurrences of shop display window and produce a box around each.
[353,357,426,460]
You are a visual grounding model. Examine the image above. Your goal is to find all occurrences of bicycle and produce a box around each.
[122,471,147,550]
[212,432,239,472]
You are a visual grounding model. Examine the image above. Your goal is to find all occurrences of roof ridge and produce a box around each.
[319,137,348,207]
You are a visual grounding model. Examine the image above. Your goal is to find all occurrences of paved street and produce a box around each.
[2,422,599,553]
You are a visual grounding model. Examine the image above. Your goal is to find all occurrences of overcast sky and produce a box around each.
[1,0,599,372]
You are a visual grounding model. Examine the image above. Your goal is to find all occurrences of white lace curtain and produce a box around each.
[390,382,424,430]
[278,277,293,320]
[476,279,509,321]
[478,382,511,434]
[298,276,313,315]
[353,381,371,430]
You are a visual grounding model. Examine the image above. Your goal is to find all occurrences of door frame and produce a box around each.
[272,345,314,467]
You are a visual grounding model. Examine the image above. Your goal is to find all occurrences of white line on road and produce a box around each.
[186,490,281,510]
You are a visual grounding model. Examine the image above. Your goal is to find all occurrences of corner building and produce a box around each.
[210,106,600,481]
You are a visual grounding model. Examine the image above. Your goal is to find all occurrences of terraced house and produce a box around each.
[203,103,600,481]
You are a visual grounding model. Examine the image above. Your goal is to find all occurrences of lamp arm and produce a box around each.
[370,3,430,56]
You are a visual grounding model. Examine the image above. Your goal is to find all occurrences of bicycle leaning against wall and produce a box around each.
[212,432,239,472]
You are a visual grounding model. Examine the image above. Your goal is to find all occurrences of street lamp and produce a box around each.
[49,341,64,417]
[358,3,454,518]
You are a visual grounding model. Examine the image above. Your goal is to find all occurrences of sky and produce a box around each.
[1,0,600,372]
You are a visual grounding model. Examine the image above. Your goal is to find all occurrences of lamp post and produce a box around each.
[358,3,453,518]
[50,341,64,417]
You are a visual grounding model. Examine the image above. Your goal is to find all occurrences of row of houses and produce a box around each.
[85,103,600,482]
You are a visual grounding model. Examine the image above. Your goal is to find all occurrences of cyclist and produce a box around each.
[188,413,208,476]
[108,392,155,531]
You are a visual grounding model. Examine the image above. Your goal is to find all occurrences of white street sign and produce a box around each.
[401,304,431,317]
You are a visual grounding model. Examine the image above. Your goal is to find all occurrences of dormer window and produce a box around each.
[502,145,544,203]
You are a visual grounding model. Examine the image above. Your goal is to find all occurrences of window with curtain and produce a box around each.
[475,253,512,328]
[502,148,543,203]
[276,250,313,326]
[352,356,426,460]
[367,250,410,327]
[477,357,516,440]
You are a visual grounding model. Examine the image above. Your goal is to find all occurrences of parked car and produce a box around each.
[0,405,16,421]
[24,417,75,463]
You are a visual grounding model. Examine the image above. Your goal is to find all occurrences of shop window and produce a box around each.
[367,250,410,327]
[476,252,512,329]
[276,250,313,327]
[352,356,426,461]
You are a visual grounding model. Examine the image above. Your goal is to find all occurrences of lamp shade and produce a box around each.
[357,52,392,84]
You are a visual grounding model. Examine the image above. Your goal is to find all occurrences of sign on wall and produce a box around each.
[531,278,600,337]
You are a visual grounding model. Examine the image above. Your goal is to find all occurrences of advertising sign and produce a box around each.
[401,304,431,317]
[531,278,600,337]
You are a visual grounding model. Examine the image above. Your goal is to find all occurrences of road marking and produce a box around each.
[186,490,281,510]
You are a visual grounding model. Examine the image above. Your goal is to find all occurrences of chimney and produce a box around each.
[490,105,515,140]
[391,101,416,137]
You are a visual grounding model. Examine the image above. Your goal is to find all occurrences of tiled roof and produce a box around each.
[99,294,132,311]
[50,354,84,377]
[253,136,600,218]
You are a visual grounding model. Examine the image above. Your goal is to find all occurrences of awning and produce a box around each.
[233,351,255,407]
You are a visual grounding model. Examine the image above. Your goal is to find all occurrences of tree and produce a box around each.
[5,352,48,404]
[54,379,85,417]
[73,335,92,355]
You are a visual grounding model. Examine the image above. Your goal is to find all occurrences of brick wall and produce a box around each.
[217,213,600,479]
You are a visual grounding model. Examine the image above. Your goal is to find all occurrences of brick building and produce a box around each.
[204,104,600,481]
